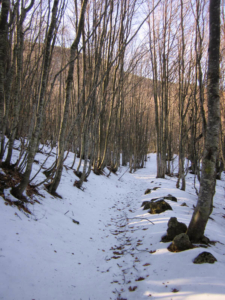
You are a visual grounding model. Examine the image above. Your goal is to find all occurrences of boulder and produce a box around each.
[193,252,217,264]
[180,202,188,207]
[190,235,211,244]
[142,201,151,210]
[161,217,187,242]
[167,217,187,240]
[164,194,177,202]
[149,200,172,214]
[144,189,151,195]
[151,195,177,202]
[201,236,210,245]
[161,235,171,243]
[151,197,164,202]
[74,170,82,178]
[141,200,150,207]
[168,233,193,252]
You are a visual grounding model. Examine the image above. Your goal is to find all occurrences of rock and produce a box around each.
[151,195,177,202]
[161,234,171,243]
[161,217,187,242]
[190,235,211,244]
[142,201,151,210]
[149,200,172,214]
[181,202,188,207]
[193,252,217,264]
[164,194,177,202]
[152,187,160,190]
[168,233,193,252]
[145,189,151,195]
[166,217,187,240]
[141,200,150,207]
[74,170,82,178]
[151,197,164,202]
[201,236,210,245]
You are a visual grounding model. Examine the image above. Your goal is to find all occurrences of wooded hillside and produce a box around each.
[0,0,224,196]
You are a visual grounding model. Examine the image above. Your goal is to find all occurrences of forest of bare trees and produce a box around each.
[0,0,224,240]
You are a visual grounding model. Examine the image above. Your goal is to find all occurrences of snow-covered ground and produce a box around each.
[0,148,225,300]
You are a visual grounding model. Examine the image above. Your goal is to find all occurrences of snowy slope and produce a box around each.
[0,150,225,300]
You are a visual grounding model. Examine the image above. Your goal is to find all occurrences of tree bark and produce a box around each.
[187,0,221,241]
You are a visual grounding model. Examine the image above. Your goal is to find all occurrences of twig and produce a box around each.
[134,246,150,253]
[126,217,155,225]
[118,167,130,181]
[29,148,54,184]
[15,212,22,220]
[64,210,69,215]
[31,177,51,188]
[33,211,46,221]
[133,264,138,272]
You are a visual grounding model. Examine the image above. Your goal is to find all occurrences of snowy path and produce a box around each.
[71,166,155,300]
[1,153,225,300]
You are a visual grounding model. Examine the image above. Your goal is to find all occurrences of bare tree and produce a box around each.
[0,0,10,162]
[187,0,221,242]
[147,0,178,178]
[12,0,63,199]
[176,0,193,191]
[3,0,35,167]
[47,0,88,195]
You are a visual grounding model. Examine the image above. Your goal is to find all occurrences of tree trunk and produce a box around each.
[187,0,221,241]
[48,0,88,194]
[0,0,10,161]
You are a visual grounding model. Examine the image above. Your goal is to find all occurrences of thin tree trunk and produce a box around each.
[48,0,88,194]
[11,0,60,199]
[0,0,10,162]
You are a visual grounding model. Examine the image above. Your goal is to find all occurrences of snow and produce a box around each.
[0,150,225,300]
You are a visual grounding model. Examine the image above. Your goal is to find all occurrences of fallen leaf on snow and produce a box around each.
[128,286,137,292]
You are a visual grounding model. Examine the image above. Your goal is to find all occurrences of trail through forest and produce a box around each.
[0,150,225,300]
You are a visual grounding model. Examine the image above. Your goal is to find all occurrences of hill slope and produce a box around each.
[0,149,225,300]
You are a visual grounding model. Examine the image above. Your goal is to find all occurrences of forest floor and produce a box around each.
[0,143,225,300]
